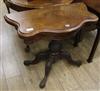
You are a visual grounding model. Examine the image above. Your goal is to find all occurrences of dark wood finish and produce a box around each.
[87,26,100,63]
[73,29,84,47]
[82,0,100,63]
[4,3,98,88]
[4,3,98,39]
[24,40,82,88]
[4,3,98,50]
[4,0,73,13]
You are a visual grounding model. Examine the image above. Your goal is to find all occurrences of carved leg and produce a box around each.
[60,50,82,67]
[87,28,100,63]
[24,51,49,66]
[74,30,83,47]
[39,56,54,88]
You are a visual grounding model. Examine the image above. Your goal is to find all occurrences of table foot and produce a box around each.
[24,51,49,66]
[60,51,82,67]
[87,58,92,63]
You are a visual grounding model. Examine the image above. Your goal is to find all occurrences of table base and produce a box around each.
[24,40,82,88]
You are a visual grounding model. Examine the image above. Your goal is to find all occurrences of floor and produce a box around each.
[0,1,100,91]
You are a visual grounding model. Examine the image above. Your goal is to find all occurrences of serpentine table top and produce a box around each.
[4,3,98,40]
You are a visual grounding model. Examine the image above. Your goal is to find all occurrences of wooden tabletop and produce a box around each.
[4,3,98,38]
[7,0,73,9]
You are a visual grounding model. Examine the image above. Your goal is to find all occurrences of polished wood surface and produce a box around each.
[4,3,98,39]
[5,0,73,9]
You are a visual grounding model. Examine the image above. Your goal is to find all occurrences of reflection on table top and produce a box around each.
[4,3,98,38]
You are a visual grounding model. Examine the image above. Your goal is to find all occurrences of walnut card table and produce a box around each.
[4,3,98,88]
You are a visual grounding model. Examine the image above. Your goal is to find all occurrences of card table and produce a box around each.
[4,3,98,88]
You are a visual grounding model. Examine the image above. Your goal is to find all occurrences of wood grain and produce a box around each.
[4,3,98,39]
